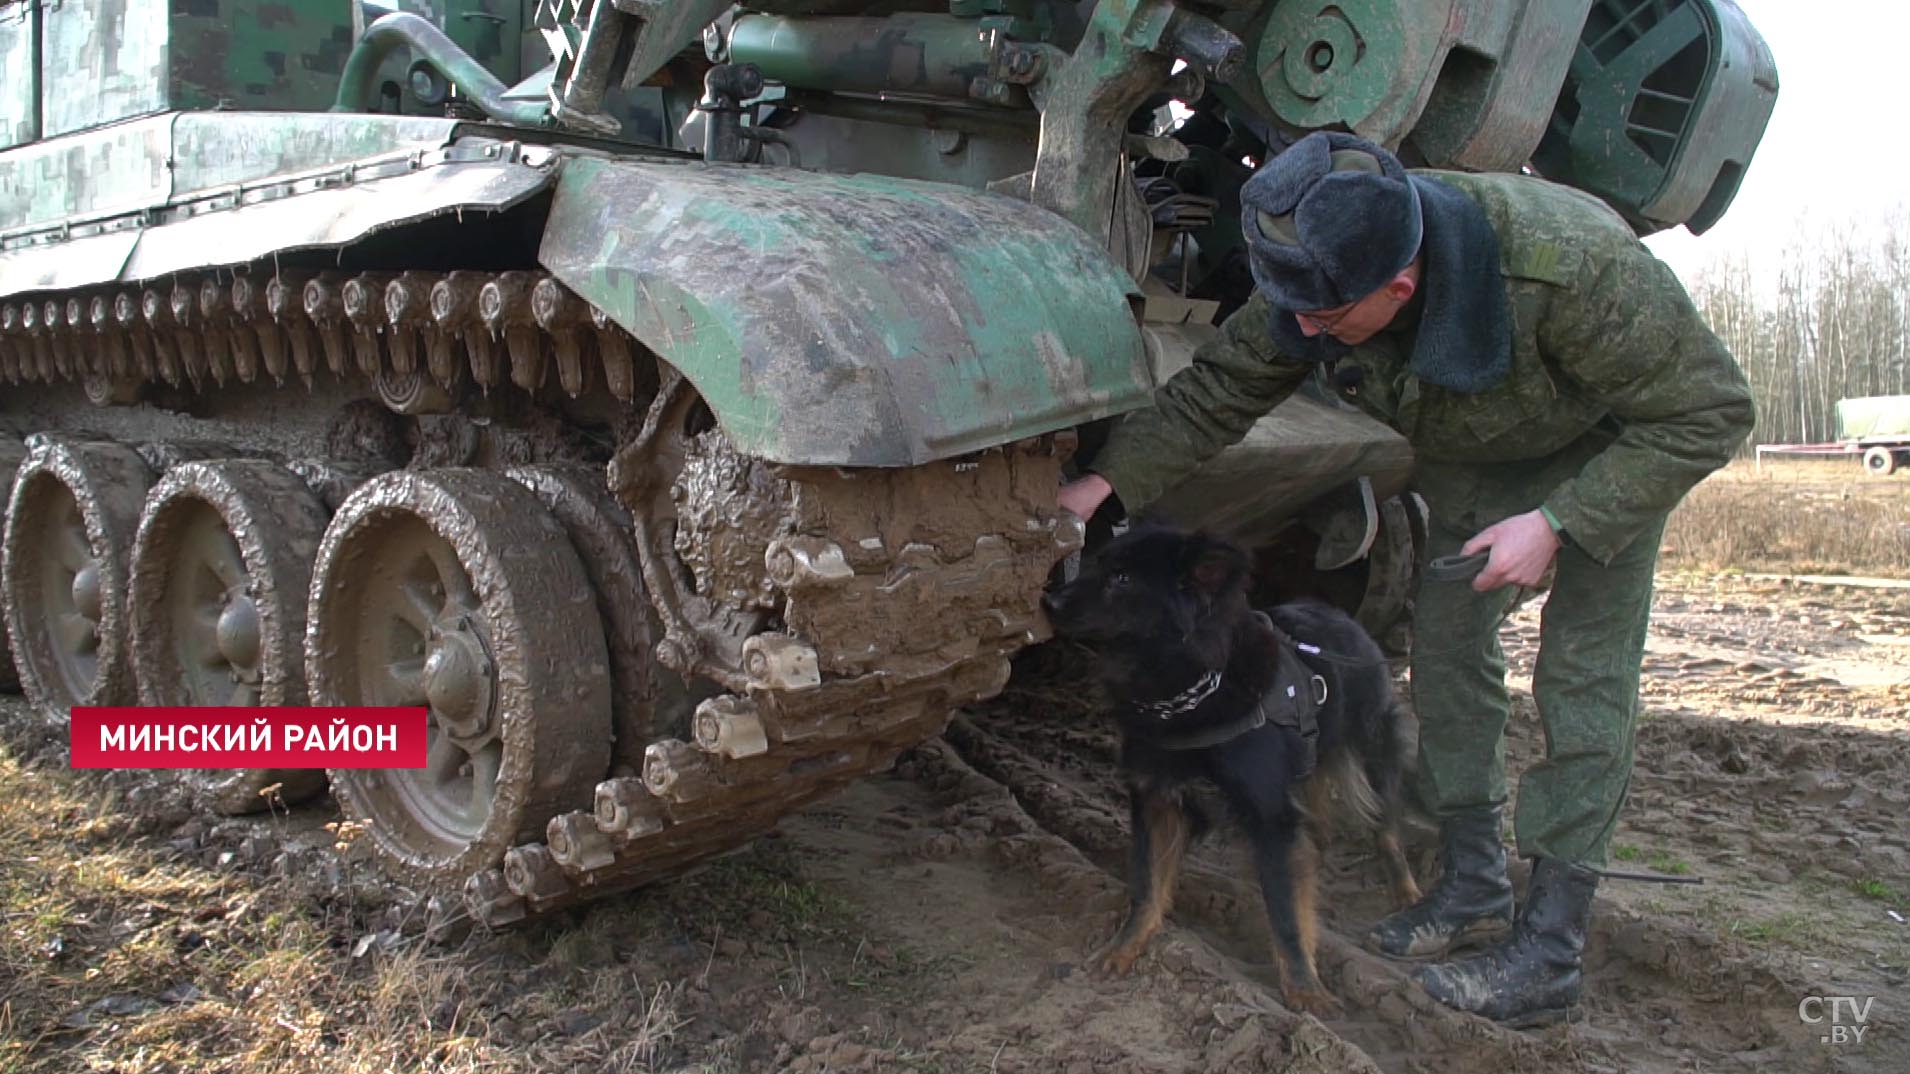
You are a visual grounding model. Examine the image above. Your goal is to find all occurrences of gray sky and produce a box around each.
[1645,0,1910,282]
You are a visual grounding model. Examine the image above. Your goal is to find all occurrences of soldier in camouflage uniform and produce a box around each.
[1059,131,1754,1026]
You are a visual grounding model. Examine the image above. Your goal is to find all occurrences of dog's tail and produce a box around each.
[1322,744,1386,830]
[1320,697,1417,832]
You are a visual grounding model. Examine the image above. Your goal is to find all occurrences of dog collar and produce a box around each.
[1142,613,1329,761]
[1133,669,1223,721]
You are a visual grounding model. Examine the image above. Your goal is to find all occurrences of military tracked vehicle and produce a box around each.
[0,0,1774,926]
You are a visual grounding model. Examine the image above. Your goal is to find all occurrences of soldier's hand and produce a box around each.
[1461,510,1561,592]
[1058,474,1114,522]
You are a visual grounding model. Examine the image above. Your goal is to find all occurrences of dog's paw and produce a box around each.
[1282,984,1345,1019]
[1095,943,1144,977]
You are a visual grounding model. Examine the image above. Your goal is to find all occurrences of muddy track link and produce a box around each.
[1,269,1084,927]
[465,423,1085,927]
[0,270,651,412]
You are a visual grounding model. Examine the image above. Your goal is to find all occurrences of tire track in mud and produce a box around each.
[783,744,1384,1074]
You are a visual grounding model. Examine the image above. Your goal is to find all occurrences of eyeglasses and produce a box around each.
[1294,303,1357,334]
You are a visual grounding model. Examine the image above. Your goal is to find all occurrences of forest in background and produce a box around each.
[1686,210,1910,447]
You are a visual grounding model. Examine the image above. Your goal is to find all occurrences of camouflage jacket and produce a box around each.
[1090,170,1756,564]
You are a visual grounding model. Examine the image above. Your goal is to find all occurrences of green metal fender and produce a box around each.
[537,157,1154,467]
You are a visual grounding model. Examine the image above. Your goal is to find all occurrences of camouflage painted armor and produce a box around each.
[1090,169,1754,867]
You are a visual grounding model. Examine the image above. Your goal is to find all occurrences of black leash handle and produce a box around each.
[1425,551,1490,583]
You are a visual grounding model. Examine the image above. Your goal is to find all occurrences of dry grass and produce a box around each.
[0,747,690,1074]
[0,696,950,1074]
[1662,459,1910,576]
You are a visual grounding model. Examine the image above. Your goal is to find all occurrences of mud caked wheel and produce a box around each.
[0,434,26,692]
[1863,446,1898,476]
[507,464,687,766]
[1,438,153,716]
[306,468,612,887]
[129,460,332,813]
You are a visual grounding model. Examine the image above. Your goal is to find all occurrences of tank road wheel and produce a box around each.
[507,465,686,770]
[1,438,153,717]
[1863,446,1898,476]
[306,469,613,887]
[129,461,332,813]
[0,433,26,692]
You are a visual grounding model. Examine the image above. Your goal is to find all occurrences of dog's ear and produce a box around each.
[1183,533,1249,597]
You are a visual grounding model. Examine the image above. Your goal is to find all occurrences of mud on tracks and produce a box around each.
[3,570,1907,1072]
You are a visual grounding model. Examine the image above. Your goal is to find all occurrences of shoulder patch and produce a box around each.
[1505,241,1578,286]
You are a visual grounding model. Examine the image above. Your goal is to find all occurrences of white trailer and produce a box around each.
[1755,396,1910,476]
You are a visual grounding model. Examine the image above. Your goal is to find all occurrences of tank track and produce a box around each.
[0,268,1084,928]
[0,269,655,412]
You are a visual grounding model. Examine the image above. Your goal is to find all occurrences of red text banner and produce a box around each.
[71,708,429,769]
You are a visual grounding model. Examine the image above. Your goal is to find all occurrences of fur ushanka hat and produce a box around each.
[1238,130,1513,394]
[1240,131,1423,312]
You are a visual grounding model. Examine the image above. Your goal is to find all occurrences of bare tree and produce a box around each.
[1688,211,1910,449]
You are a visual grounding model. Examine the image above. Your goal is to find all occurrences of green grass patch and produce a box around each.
[1611,844,1689,875]
[1849,878,1909,910]
[1726,910,1841,950]
[1646,851,1692,876]
[1730,912,1811,944]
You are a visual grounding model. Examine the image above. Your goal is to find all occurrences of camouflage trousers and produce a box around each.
[1408,456,1665,868]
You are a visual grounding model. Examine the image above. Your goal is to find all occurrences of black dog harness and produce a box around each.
[1141,612,1326,773]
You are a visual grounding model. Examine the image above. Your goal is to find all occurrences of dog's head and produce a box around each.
[1043,526,1252,661]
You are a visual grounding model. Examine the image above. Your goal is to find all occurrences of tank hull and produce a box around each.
[0,114,1402,924]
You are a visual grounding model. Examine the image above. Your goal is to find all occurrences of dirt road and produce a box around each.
[4,571,1906,1073]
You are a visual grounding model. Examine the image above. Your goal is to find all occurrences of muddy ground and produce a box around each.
[3,569,1907,1073]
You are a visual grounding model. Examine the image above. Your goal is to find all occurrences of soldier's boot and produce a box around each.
[1412,857,1600,1028]
[1365,807,1513,960]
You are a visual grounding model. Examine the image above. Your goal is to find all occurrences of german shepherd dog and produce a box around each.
[1043,526,1421,1015]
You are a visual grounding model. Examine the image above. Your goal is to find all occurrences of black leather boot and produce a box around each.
[1413,857,1600,1027]
[1365,807,1514,959]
